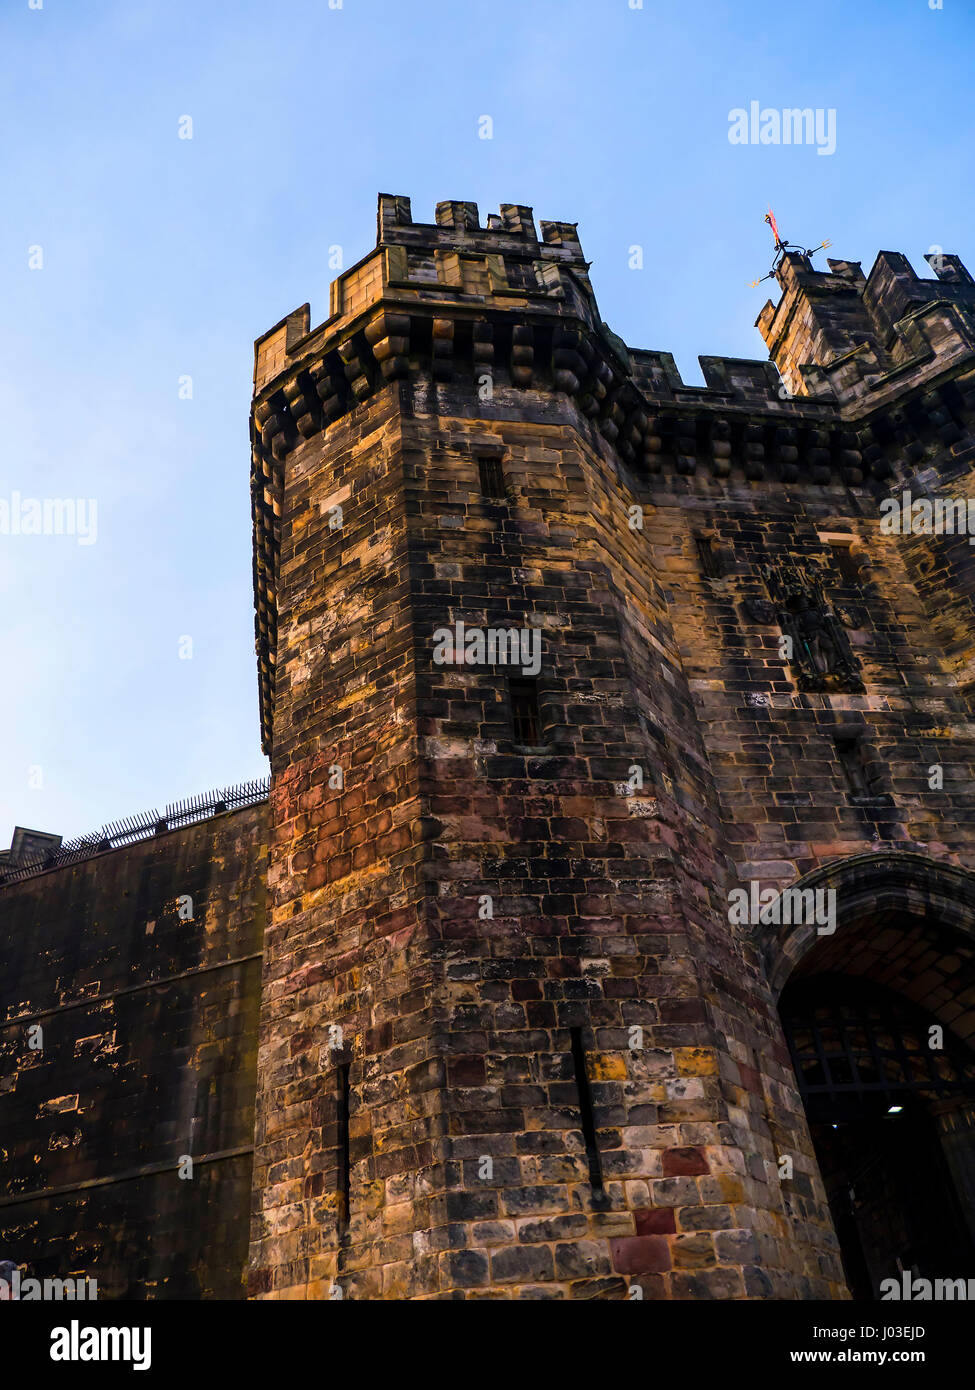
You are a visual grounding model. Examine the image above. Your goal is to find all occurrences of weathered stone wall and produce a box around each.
[246,194,975,1299]
[0,803,267,1298]
[247,383,442,1299]
[595,441,975,1302]
[652,479,975,882]
[404,402,842,1298]
[6,194,964,1302]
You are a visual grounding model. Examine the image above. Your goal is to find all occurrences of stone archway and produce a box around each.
[763,852,975,1300]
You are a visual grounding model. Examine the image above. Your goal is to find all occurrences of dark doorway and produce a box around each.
[780,974,975,1300]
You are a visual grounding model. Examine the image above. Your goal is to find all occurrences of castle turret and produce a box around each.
[6,195,975,1305]
[757,247,975,403]
[246,195,851,1300]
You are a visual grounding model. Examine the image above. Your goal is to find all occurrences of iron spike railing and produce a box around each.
[0,778,270,888]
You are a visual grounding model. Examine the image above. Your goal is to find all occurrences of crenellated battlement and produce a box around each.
[254,195,975,423]
[249,196,975,753]
[253,195,598,396]
[758,246,975,404]
[377,193,587,263]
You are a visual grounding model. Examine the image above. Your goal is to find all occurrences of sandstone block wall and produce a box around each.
[6,193,975,1303]
[0,804,268,1298]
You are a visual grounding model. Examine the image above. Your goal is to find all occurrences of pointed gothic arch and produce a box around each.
[763,852,975,1299]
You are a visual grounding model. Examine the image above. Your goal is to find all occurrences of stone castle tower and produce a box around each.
[244,196,975,1299]
[4,195,975,1301]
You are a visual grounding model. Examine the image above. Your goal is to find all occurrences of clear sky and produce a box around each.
[1,0,973,844]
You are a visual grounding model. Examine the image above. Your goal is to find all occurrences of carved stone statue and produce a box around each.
[764,571,864,692]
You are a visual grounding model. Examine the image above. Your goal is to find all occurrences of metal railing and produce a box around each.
[0,778,270,888]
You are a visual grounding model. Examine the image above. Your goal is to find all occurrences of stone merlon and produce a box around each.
[249,195,975,755]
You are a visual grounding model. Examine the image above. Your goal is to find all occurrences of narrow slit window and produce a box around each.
[478,456,506,500]
[509,678,540,745]
[570,1027,606,1200]
[834,736,871,798]
[336,1062,351,1229]
[695,536,723,578]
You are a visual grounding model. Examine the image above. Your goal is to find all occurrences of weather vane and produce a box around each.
[748,207,832,287]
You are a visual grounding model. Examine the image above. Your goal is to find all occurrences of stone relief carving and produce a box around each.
[761,568,864,692]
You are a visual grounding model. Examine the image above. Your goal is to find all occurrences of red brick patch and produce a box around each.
[610,1236,672,1274]
[634,1207,676,1235]
[662,1146,709,1176]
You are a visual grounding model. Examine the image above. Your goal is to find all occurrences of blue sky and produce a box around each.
[1,0,972,844]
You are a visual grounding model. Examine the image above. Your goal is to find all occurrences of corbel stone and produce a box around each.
[805,428,832,485]
[309,359,347,425]
[857,425,891,479]
[622,405,647,455]
[709,418,732,479]
[578,356,613,419]
[835,430,864,485]
[675,416,697,476]
[432,318,455,383]
[742,422,765,481]
[921,389,963,446]
[256,394,293,464]
[772,425,800,483]
[552,327,587,395]
[510,324,534,388]
[710,418,732,458]
[598,389,626,444]
[644,414,665,474]
[472,322,494,366]
[338,337,372,401]
[886,406,926,465]
[283,372,320,439]
[364,311,411,381]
